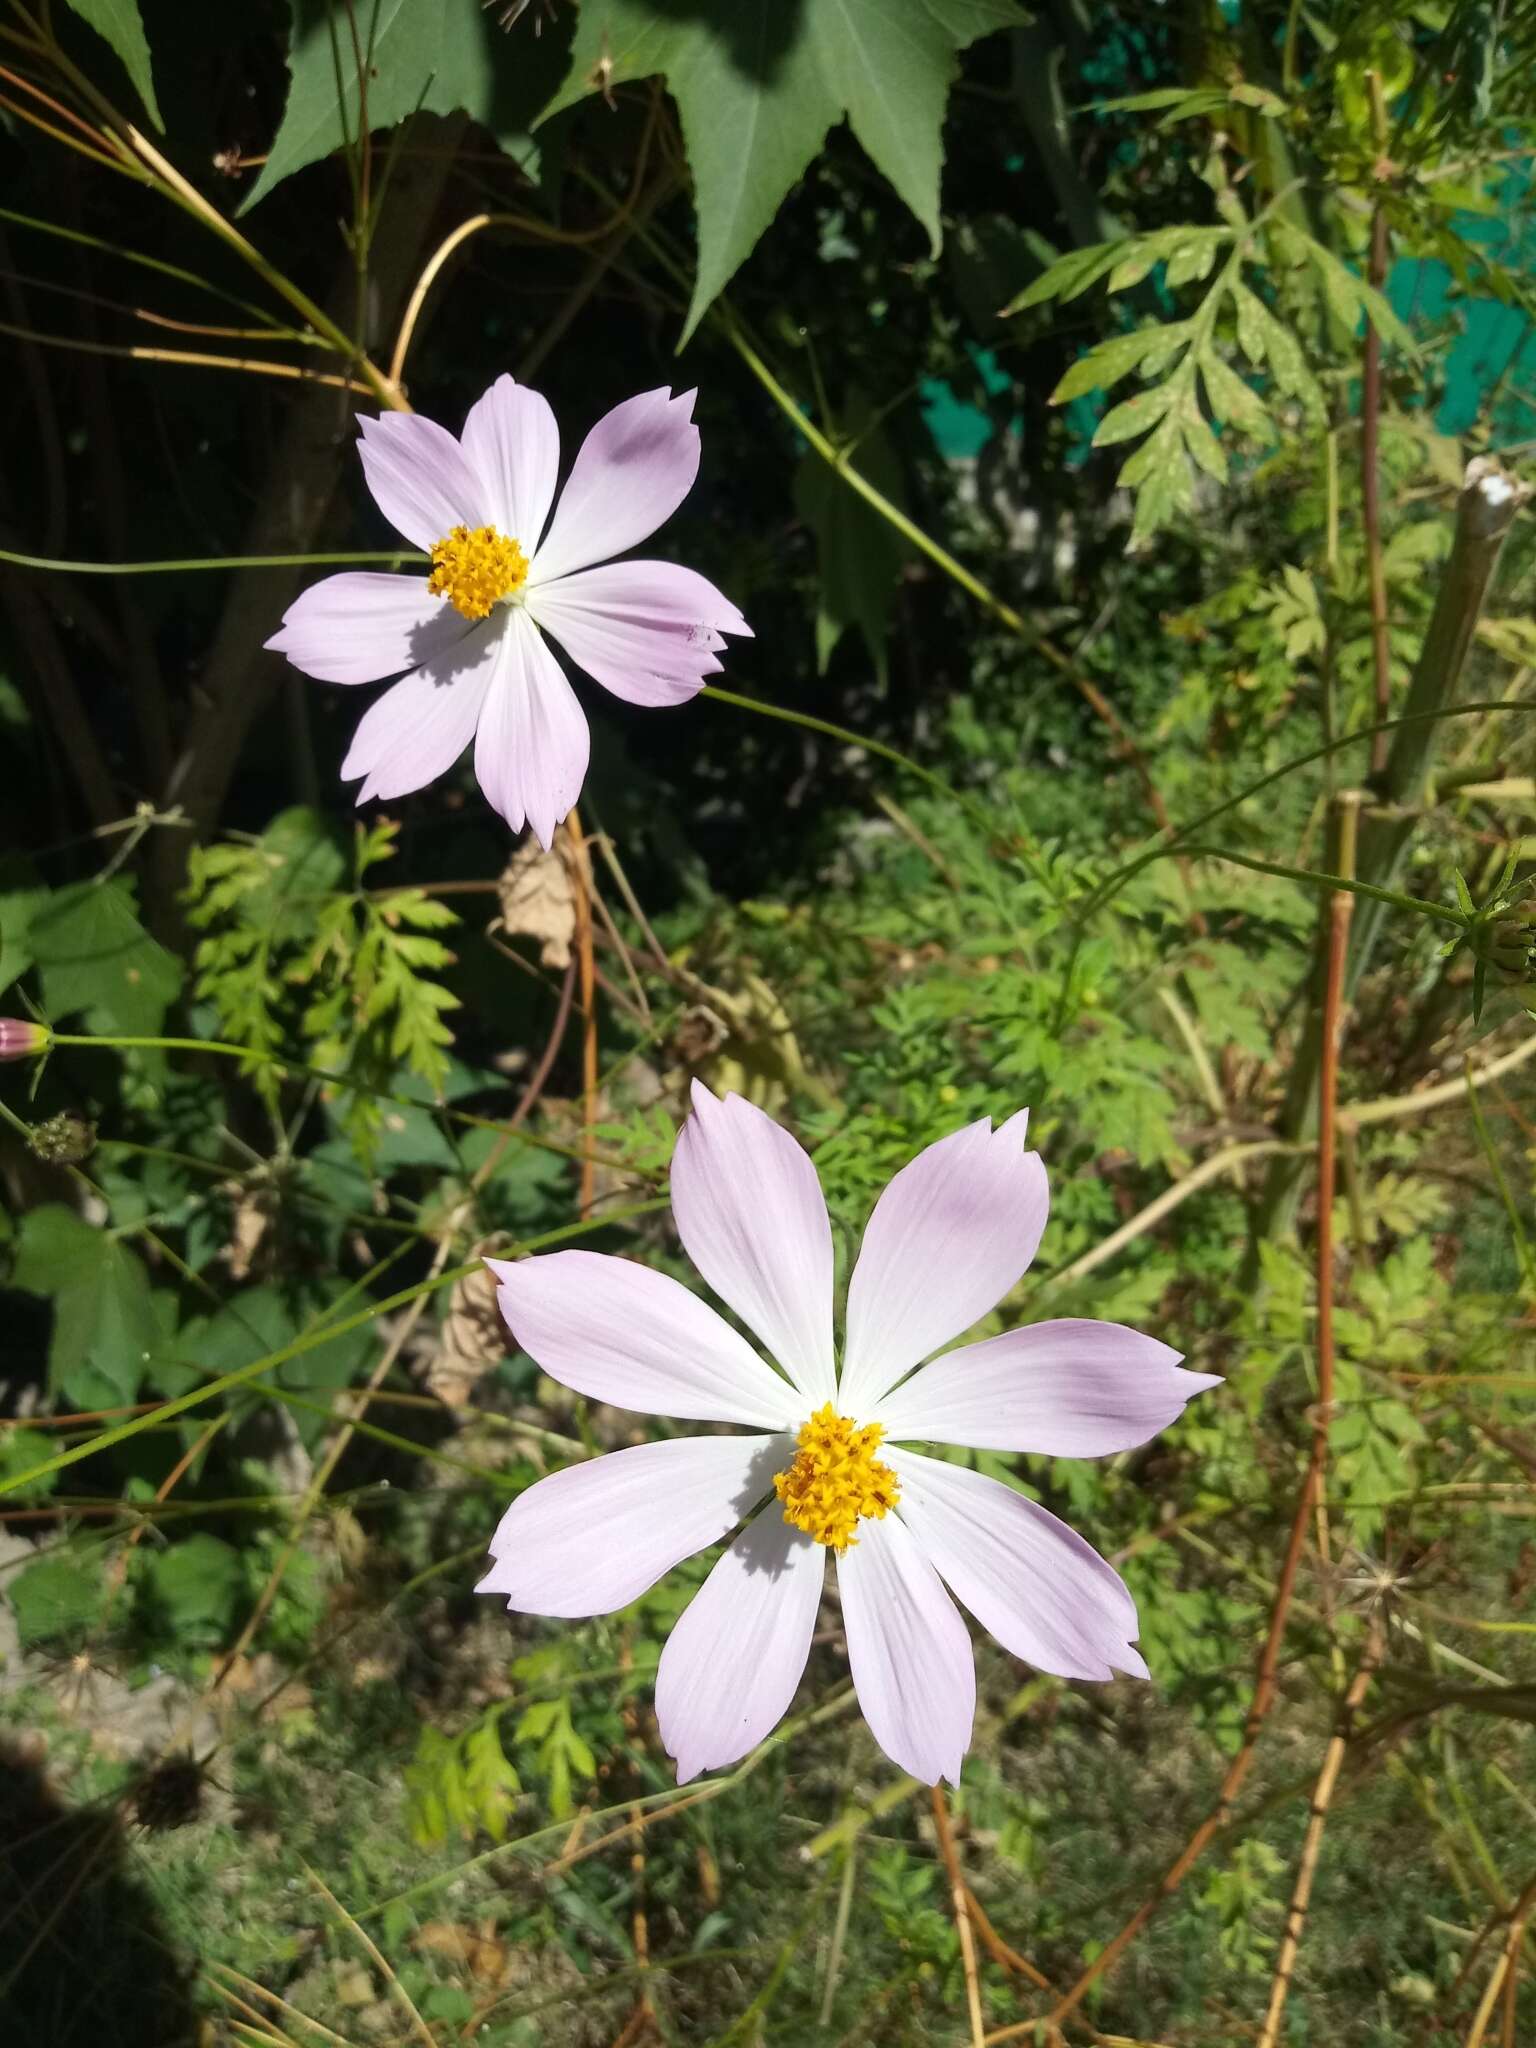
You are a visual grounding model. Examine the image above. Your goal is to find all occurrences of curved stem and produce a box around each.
[700,684,1049,885]
[1175,845,1465,928]
[42,1032,633,1177]
[1053,697,1524,1031]
[0,547,425,575]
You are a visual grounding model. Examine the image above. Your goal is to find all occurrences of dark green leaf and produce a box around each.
[9,1554,107,1647]
[62,0,162,129]
[547,0,1025,340]
[31,879,183,1036]
[794,398,911,685]
[243,0,569,211]
[0,857,48,996]
[145,1533,243,1646]
[13,1204,159,1409]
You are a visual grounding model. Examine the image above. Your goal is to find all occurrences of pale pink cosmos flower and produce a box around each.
[265,377,750,848]
[478,1084,1219,1786]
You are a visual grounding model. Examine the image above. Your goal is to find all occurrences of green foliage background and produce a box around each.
[2,1,1536,2043]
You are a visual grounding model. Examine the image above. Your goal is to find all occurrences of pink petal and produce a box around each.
[838,1113,1048,1415]
[473,609,590,850]
[486,1251,804,1429]
[264,572,465,684]
[655,1503,824,1782]
[836,1511,974,1785]
[670,1082,837,1408]
[871,1320,1221,1456]
[356,412,490,551]
[532,388,701,583]
[528,559,752,707]
[460,374,560,552]
[339,618,499,802]
[475,1433,788,1617]
[888,1448,1148,1683]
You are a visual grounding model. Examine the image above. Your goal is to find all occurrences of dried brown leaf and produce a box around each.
[493,841,577,969]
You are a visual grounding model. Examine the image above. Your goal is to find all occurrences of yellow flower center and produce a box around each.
[773,1403,900,1553]
[427,523,529,620]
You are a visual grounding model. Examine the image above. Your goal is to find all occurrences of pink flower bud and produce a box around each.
[0,1018,49,1062]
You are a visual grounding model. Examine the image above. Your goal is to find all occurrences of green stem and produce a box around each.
[43,1032,632,1179]
[720,314,1030,637]
[701,685,1011,850]
[0,1199,667,1500]
[0,547,425,575]
[0,202,301,334]
[1052,694,1528,1028]
[1175,847,1465,927]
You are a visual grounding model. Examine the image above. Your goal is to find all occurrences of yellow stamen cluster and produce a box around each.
[427,523,529,620]
[774,1404,899,1553]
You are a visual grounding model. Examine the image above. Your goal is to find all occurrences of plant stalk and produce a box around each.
[1255,459,1530,1241]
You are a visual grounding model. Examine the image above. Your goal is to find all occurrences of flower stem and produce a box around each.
[42,1033,636,1179]
[1174,845,1464,927]
[0,547,426,575]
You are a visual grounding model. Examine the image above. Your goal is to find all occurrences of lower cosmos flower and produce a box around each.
[478,1084,1220,1784]
[265,376,750,849]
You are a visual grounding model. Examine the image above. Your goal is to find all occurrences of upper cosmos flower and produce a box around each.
[477,1084,1220,1786]
[265,377,750,849]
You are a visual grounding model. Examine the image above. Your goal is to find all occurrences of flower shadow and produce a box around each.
[727,1438,816,1583]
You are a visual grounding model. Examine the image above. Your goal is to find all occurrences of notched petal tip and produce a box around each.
[995,1105,1031,1145]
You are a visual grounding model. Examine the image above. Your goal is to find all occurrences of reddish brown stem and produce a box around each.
[1036,801,1359,2034]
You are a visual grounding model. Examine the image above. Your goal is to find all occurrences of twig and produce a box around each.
[931,1788,986,2048]
[207,1238,454,1692]
[1254,1621,1384,2047]
[210,1964,360,2048]
[819,1843,858,2026]
[963,1884,1052,1993]
[303,1863,435,2048]
[1030,1402,1329,2029]
[1463,1871,1536,2048]
[1035,808,1364,2028]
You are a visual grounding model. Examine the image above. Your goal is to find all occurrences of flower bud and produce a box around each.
[1483,891,1536,985]
[0,1018,49,1063]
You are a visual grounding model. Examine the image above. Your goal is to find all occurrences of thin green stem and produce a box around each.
[1052,697,1525,1030]
[1176,846,1466,927]
[719,312,1030,637]
[0,203,300,333]
[700,686,1010,850]
[42,1032,636,1179]
[0,547,425,575]
[0,1199,666,1499]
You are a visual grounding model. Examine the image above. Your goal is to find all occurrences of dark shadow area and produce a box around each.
[623,0,809,84]
[0,1738,198,2045]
